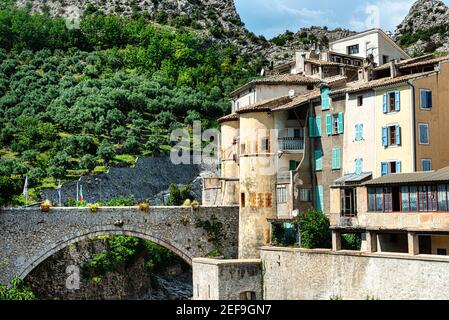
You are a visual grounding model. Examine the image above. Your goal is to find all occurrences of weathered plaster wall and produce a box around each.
[261,246,449,300]
[192,258,262,300]
[0,206,239,285]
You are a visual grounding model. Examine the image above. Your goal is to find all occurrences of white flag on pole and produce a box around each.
[23,176,28,198]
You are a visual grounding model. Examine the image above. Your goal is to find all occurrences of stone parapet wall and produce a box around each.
[261,246,449,300]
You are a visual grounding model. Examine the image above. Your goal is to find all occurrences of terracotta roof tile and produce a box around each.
[364,166,449,186]
[218,113,239,123]
[236,96,293,114]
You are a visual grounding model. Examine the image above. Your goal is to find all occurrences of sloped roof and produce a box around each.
[271,90,321,111]
[374,54,449,71]
[236,96,293,114]
[364,167,449,186]
[217,113,239,123]
[331,71,437,95]
[305,58,360,68]
[230,74,320,96]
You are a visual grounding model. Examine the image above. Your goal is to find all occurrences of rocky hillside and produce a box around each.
[15,0,268,56]
[14,0,356,65]
[395,0,449,56]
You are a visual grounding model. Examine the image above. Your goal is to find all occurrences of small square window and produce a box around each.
[421,159,432,172]
[357,95,363,107]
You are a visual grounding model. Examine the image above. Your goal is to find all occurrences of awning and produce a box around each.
[333,172,372,186]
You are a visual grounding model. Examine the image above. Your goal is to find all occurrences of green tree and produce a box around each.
[0,277,36,300]
[79,154,97,172]
[165,184,193,206]
[296,209,331,249]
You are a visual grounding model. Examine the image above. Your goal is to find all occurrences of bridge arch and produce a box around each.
[19,227,193,280]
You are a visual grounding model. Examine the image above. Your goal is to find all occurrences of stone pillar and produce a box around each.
[365,231,377,253]
[408,232,419,256]
[332,230,341,251]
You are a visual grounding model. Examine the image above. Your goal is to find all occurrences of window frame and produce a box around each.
[418,123,430,145]
[420,89,433,110]
[357,95,363,107]
[347,44,360,55]
[421,159,432,172]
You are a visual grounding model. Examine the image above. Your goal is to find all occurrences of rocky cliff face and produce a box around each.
[395,0,449,56]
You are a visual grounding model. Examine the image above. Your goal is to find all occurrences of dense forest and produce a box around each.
[0,5,265,206]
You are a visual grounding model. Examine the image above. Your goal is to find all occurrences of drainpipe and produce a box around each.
[408,80,417,172]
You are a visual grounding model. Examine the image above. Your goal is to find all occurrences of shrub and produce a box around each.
[296,208,331,249]
[0,277,36,300]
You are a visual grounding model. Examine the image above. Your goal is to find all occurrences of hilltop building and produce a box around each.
[203,28,449,259]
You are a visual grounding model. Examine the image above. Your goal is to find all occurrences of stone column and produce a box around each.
[408,232,419,256]
[365,231,377,253]
[332,230,341,251]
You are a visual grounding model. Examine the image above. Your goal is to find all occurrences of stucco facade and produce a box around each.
[343,91,376,175]
[374,85,414,178]
[413,61,449,172]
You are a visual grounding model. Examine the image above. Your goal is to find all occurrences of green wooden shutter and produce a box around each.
[332,148,341,170]
[315,116,322,137]
[309,116,315,137]
[337,112,344,134]
[321,87,330,110]
[326,114,332,136]
[314,149,323,171]
[316,185,324,212]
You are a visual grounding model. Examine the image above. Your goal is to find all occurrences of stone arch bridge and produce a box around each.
[0,206,239,285]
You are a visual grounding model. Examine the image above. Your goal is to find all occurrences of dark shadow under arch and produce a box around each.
[20,227,193,280]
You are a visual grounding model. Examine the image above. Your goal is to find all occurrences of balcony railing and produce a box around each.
[278,137,304,151]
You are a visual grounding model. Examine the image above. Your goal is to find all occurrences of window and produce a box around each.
[382,125,401,147]
[312,65,320,75]
[418,123,429,144]
[289,160,300,171]
[382,91,400,113]
[437,249,448,256]
[355,124,364,141]
[383,55,389,64]
[307,85,314,90]
[240,291,256,300]
[331,148,341,170]
[341,188,357,217]
[300,189,312,202]
[420,89,433,109]
[438,185,448,212]
[421,159,432,172]
[240,193,245,207]
[381,160,401,176]
[347,44,359,54]
[357,95,363,106]
[326,113,344,135]
[276,185,287,204]
[321,87,330,110]
[314,149,323,171]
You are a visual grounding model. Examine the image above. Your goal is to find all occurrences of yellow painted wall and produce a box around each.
[413,62,449,171]
[375,85,414,178]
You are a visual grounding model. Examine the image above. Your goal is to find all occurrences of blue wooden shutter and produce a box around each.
[315,116,322,137]
[355,158,363,175]
[395,125,401,145]
[360,124,364,140]
[355,124,362,141]
[337,112,344,134]
[316,185,324,212]
[309,116,315,137]
[382,93,387,113]
[421,90,427,109]
[382,127,388,147]
[394,91,400,111]
[326,114,332,136]
[381,162,388,176]
[396,161,402,173]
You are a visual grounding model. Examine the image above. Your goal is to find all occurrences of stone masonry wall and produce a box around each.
[42,157,201,205]
[261,246,449,300]
[0,206,239,285]
[192,258,262,300]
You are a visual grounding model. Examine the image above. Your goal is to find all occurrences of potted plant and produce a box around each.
[139,201,150,212]
[40,200,51,213]
[89,203,99,213]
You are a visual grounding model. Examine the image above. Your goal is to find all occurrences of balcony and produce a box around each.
[278,137,304,152]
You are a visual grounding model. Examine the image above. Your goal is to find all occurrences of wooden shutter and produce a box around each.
[382,93,387,113]
[396,161,402,173]
[394,91,400,111]
[395,125,401,145]
[315,116,322,137]
[381,162,388,176]
[421,90,427,109]
[326,114,332,136]
[309,116,315,137]
[314,149,323,171]
[337,112,344,134]
[382,127,388,147]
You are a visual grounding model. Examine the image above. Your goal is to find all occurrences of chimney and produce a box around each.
[389,60,398,78]
[295,51,307,74]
